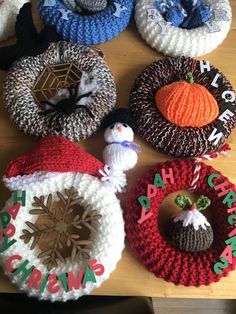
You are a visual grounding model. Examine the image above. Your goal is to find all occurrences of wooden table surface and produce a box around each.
[0,1,236,299]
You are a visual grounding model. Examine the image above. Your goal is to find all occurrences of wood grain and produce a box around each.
[0,0,236,299]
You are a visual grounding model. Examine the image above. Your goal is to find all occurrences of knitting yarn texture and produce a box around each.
[0,0,29,42]
[38,0,134,45]
[124,159,236,286]
[3,41,116,141]
[130,57,236,158]
[135,0,232,57]
[1,136,125,302]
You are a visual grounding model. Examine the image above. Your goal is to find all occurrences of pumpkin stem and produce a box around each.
[186,72,194,84]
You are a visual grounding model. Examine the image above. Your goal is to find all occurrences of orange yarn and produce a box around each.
[155,73,219,127]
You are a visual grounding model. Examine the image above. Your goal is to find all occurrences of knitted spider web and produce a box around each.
[20,187,102,271]
[32,63,82,104]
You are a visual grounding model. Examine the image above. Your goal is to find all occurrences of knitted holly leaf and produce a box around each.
[195,195,211,211]
[20,187,102,271]
[175,195,192,210]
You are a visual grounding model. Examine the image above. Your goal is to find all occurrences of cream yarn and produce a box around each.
[135,0,232,57]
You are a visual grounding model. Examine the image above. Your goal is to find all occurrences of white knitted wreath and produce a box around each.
[0,172,125,302]
[0,0,29,42]
[135,0,232,57]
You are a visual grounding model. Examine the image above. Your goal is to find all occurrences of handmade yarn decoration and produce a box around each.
[100,108,140,193]
[0,136,125,302]
[3,40,116,141]
[0,3,61,71]
[0,0,29,43]
[130,56,236,158]
[38,0,134,45]
[125,146,236,286]
[135,0,232,57]
[169,194,214,252]
[62,0,107,13]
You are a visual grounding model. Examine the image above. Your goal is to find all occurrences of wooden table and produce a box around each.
[0,1,236,299]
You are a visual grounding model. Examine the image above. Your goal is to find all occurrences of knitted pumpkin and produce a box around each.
[169,195,214,252]
[155,72,219,127]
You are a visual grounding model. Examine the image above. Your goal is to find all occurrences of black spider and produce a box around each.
[39,84,94,131]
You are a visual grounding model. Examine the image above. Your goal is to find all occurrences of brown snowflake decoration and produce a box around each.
[20,187,102,271]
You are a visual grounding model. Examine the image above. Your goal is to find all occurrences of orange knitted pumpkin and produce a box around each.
[155,73,219,127]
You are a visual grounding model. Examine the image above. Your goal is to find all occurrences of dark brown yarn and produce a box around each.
[129,57,236,157]
[169,220,214,252]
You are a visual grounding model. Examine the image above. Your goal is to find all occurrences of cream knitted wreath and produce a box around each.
[3,41,116,141]
[0,0,29,42]
[135,0,232,57]
[1,171,125,302]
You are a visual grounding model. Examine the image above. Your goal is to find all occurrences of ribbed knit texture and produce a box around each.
[0,0,29,42]
[38,0,134,45]
[1,136,125,302]
[135,0,232,57]
[5,136,104,178]
[169,220,214,252]
[124,159,236,286]
[130,56,236,158]
[3,41,116,142]
[155,80,219,127]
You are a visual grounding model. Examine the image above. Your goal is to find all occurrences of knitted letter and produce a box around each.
[89,259,105,276]
[211,73,221,88]
[82,266,97,285]
[138,207,153,224]
[161,168,174,184]
[208,173,220,187]
[220,245,233,264]
[218,110,234,123]
[13,190,26,206]
[27,269,43,289]
[0,212,11,229]
[200,60,211,73]
[208,128,223,145]
[223,190,236,208]
[47,274,61,293]
[213,257,228,275]
[147,185,158,199]
[0,236,16,254]
[222,91,236,103]
[228,215,236,225]
[13,259,35,282]
[7,203,20,220]
[214,181,230,197]
[68,270,84,291]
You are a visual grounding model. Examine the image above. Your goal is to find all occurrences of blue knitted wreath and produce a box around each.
[38,0,133,45]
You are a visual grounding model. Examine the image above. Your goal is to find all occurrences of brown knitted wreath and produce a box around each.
[3,41,116,142]
[129,57,236,158]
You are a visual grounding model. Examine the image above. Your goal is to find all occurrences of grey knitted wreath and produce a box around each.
[3,41,116,141]
[130,56,236,158]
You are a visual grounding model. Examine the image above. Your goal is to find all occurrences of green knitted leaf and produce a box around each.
[175,195,192,210]
[195,195,211,211]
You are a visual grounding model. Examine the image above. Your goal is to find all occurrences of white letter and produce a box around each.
[222,91,236,103]
[218,109,234,123]
[205,21,221,33]
[200,60,211,73]
[211,73,221,88]
[208,128,224,145]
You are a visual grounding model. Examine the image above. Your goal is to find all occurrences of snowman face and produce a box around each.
[104,122,134,143]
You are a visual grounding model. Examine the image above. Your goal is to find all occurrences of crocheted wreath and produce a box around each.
[3,41,116,142]
[135,0,232,57]
[125,158,236,287]
[0,136,125,302]
[130,56,236,158]
[0,0,29,42]
[37,0,133,45]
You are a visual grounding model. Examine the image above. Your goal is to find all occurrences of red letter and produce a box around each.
[147,185,157,199]
[7,203,20,220]
[214,181,230,197]
[3,223,16,239]
[137,207,153,224]
[5,255,22,272]
[89,259,105,276]
[67,270,84,291]
[161,168,174,185]
[47,274,61,294]
[27,269,42,289]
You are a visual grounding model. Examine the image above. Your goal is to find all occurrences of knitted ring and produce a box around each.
[130,56,236,158]
[37,0,133,45]
[125,159,236,287]
[0,0,29,42]
[3,41,116,142]
[0,136,125,302]
[135,0,231,57]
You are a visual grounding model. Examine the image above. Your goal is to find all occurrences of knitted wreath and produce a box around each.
[0,136,125,302]
[37,0,133,45]
[125,157,236,286]
[0,0,29,42]
[3,41,116,141]
[130,56,236,158]
[135,0,232,57]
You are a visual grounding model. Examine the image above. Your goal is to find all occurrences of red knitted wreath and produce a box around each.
[125,159,236,286]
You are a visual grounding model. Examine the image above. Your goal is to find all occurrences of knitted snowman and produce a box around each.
[0,136,125,302]
[169,195,214,252]
[100,109,140,193]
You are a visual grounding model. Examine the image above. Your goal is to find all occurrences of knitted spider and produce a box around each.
[39,84,94,131]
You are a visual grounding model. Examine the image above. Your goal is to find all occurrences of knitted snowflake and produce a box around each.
[20,187,102,271]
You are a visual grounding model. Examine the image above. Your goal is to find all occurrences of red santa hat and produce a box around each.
[5,136,104,179]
